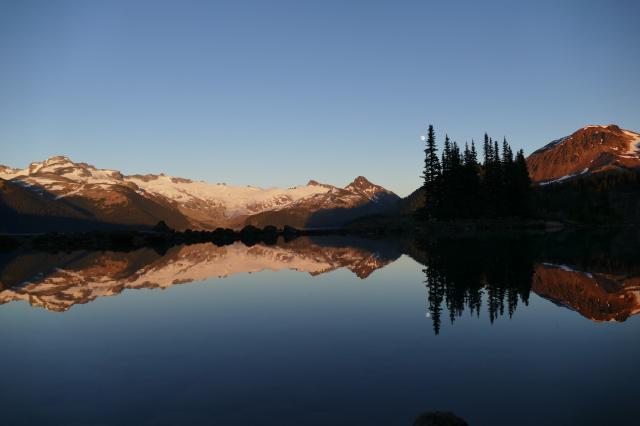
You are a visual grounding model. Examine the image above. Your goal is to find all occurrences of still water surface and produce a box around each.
[1,233,639,425]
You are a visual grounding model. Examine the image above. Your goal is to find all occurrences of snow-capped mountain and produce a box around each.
[244,175,401,228]
[0,156,399,231]
[527,124,640,184]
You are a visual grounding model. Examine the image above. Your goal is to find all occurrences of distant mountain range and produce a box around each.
[527,124,640,184]
[0,156,399,232]
[2,124,640,233]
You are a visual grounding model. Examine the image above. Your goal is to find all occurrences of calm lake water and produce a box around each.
[1,232,639,426]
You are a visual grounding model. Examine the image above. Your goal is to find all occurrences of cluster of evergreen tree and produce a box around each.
[421,125,531,220]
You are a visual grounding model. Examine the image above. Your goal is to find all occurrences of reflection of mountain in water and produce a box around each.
[2,231,640,326]
[418,231,640,333]
[0,237,399,312]
[531,229,640,323]
[533,263,640,322]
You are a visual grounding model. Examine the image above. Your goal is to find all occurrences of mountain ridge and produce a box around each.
[0,156,400,232]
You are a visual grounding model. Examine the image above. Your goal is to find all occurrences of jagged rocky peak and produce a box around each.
[347,176,374,188]
[345,176,395,198]
[527,124,640,184]
[345,176,376,193]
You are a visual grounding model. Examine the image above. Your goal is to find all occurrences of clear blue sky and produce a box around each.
[1,0,638,196]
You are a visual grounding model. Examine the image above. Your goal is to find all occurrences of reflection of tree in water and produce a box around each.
[421,238,534,334]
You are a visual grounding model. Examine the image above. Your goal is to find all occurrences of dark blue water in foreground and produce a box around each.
[1,235,639,425]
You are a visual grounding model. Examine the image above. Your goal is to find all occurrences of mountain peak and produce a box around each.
[344,176,399,202]
[345,176,379,193]
[25,155,88,174]
[527,124,640,183]
[348,176,373,187]
[31,155,75,168]
[46,155,72,163]
[579,124,620,131]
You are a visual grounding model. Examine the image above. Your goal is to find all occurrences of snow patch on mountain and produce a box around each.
[538,168,589,186]
[126,174,331,216]
[622,130,640,157]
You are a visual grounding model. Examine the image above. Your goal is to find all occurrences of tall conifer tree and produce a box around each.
[422,125,441,219]
[423,125,441,186]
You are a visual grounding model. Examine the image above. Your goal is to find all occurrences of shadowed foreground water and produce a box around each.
[1,232,639,425]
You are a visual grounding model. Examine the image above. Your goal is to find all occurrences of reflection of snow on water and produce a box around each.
[542,262,593,277]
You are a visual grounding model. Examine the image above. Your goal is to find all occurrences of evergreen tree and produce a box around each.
[461,141,481,217]
[449,141,465,217]
[470,140,478,164]
[483,133,492,166]
[500,138,518,215]
[502,137,514,165]
[438,135,454,218]
[481,136,499,216]
[442,135,452,175]
[422,125,441,219]
[451,141,462,170]
[512,149,531,215]
[423,125,441,186]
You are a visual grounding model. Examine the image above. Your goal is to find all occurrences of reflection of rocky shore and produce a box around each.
[532,263,640,322]
[0,237,399,312]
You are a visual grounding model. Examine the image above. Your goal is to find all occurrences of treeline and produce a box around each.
[420,125,531,220]
[1,222,310,253]
[534,169,640,224]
